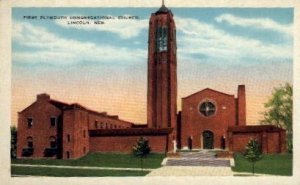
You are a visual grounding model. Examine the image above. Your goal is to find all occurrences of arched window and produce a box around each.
[49,136,56,148]
[27,136,33,148]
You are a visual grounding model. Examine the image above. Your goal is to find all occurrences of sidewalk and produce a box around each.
[146,166,233,176]
[12,164,153,171]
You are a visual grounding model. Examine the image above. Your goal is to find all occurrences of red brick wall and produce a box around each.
[229,130,286,153]
[230,133,261,152]
[280,130,287,153]
[73,110,89,158]
[89,135,168,153]
[17,95,62,158]
[62,110,74,159]
[181,89,236,149]
[237,85,246,126]
[62,109,89,159]
[267,132,279,153]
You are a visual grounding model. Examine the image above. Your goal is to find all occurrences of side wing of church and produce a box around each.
[16,4,287,159]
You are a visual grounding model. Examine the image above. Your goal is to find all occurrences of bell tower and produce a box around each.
[147,2,177,130]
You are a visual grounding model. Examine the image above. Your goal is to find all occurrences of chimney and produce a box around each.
[237,85,246,126]
[37,93,50,102]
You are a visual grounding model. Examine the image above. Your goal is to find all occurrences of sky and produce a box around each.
[11,7,293,125]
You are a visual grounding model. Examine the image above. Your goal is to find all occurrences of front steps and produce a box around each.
[164,150,231,167]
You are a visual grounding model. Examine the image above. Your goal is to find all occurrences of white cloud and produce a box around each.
[175,16,292,63]
[55,15,148,39]
[13,15,292,67]
[12,22,146,65]
[215,14,292,35]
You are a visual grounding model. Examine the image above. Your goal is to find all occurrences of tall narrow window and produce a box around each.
[83,130,86,138]
[27,137,33,148]
[67,134,70,142]
[50,117,56,127]
[27,118,33,128]
[50,136,56,148]
[162,27,168,51]
[66,151,70,159]
[95,121,98,128]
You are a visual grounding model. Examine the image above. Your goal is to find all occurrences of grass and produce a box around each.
[232,153,293,176]
[12,152,164,169]
[11,166,148,177]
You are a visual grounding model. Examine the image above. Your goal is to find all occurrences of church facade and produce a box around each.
[16,5,287,159]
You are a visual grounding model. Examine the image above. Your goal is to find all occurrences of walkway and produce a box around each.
[12,164,153,171]
[146,166,233,176]
[147,150,233,176]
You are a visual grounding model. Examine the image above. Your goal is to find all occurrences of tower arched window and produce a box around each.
[156,26,168,52]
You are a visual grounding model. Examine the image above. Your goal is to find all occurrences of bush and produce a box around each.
[243,138,262,175]
[132,137,151,170]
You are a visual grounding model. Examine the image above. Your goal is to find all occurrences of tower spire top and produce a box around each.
[156,0,170,14]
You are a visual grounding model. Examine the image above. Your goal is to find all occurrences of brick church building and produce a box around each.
[17,4,287,159]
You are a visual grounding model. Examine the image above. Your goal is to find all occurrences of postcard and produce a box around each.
[0,0,299,185]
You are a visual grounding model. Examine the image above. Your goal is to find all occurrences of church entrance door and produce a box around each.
[203,130,214,149]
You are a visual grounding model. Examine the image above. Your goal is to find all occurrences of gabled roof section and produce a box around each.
[49,99,70,109]
[20,94,132,125]
[182,88,234,100]
[65,103,132,125]
[19,102,37,113]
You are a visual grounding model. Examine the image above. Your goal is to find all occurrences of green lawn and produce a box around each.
[11,166,148,177]
[12,152,164,169]
[232,153,293,176]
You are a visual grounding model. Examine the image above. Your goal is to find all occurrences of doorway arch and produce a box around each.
[203,130,214,149]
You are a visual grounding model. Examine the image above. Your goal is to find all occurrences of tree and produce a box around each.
[243,138,262,175]
[132,137,151,171]
[11,126,17,159]
[260,83,293,152]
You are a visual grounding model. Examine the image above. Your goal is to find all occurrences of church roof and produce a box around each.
[49,100,70,109]
[182,88,234,100]
[20,93,132,124]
